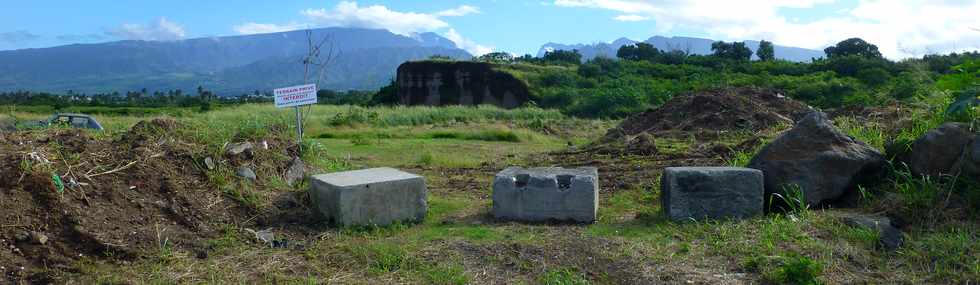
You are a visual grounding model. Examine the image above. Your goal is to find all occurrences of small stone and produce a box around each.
[285,157,306,186]
[31,232,48,245]
[14,232,29,242]
[236,166,257,182]
[226,142,255,157]
[204,157,216,170]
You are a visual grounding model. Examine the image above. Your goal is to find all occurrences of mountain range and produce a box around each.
[0,29,828,95]
[537,36,825,62]
[0,28,471,95]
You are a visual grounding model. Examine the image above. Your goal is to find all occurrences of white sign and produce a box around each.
[274,84,317,108]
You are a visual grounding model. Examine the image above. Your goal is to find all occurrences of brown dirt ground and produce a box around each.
[0,119,305,283]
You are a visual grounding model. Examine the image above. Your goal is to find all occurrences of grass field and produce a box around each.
[3,103,978,284]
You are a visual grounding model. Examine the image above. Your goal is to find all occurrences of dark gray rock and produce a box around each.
[910,123,974,177]
[492,167,599,223]
[660,167,764,222]
[226,142,254,157]
[285,157,306,186]
[236,166,257,182]
[747,112,885,207]
[842,214,904,251]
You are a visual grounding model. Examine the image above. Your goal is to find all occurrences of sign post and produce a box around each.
[274,84,318,148]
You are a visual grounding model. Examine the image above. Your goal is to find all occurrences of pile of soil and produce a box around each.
[605,87,811,139]
[0,119,303,282]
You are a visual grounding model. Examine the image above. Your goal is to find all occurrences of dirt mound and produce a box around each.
[606,87,810,139]
[0,119,264,282]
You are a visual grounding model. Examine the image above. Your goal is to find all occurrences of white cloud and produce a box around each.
[108,17,185,41]
[552,0,980,58]
[436,5,481,17]
[446,28,494,56]
[300,1,448,35]
[234,22,306,35]
[614,14,649,22]
[234,2,492,56]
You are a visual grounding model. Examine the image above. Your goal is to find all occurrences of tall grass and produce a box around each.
[323,104,566,127]
[835,116,886,152]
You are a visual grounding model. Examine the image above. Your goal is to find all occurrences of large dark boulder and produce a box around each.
[909,122,974,177]
[747,112,885,207]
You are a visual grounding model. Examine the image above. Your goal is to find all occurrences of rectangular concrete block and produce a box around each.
[309,167,427,226]
[492,167,599,223]
[661,167,764,222]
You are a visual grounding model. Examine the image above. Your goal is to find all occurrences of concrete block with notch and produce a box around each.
[309,167,428,226]
[661,167,764,222]
[492,167,599,223]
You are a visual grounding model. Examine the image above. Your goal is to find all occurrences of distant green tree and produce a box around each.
[477,52,514,63]
[757,40,775,61]
[197,85,213,111]
[711,41,753,61]
[542,49,582,65]
[824,38,882,59]
[428,55,454,61]
[617,43,661,61]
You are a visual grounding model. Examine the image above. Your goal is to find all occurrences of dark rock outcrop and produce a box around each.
[395,61,530,109]
[747,112,885,208]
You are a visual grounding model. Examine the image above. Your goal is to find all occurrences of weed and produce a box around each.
[888,163,950,223]
[764,254,823,285]
[352,243,410,273]
[420,263,469,285]
[417,152,434,166]
[770,184,810,218]
[835,116,885,152]
[350,135,373,145]
[726,148,756,167]
[539,267,591,285]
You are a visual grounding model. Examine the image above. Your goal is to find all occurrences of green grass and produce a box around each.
[834,116,886,152]
[764,254,824,285]
[11,103,980,284]
[353,242,409,273]
[419,263,469,285]
[539,267,591,285]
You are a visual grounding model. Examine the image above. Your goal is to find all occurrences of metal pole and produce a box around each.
[295,105,303,146]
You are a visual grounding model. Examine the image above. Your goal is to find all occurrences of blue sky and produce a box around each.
[2,1,979,58]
